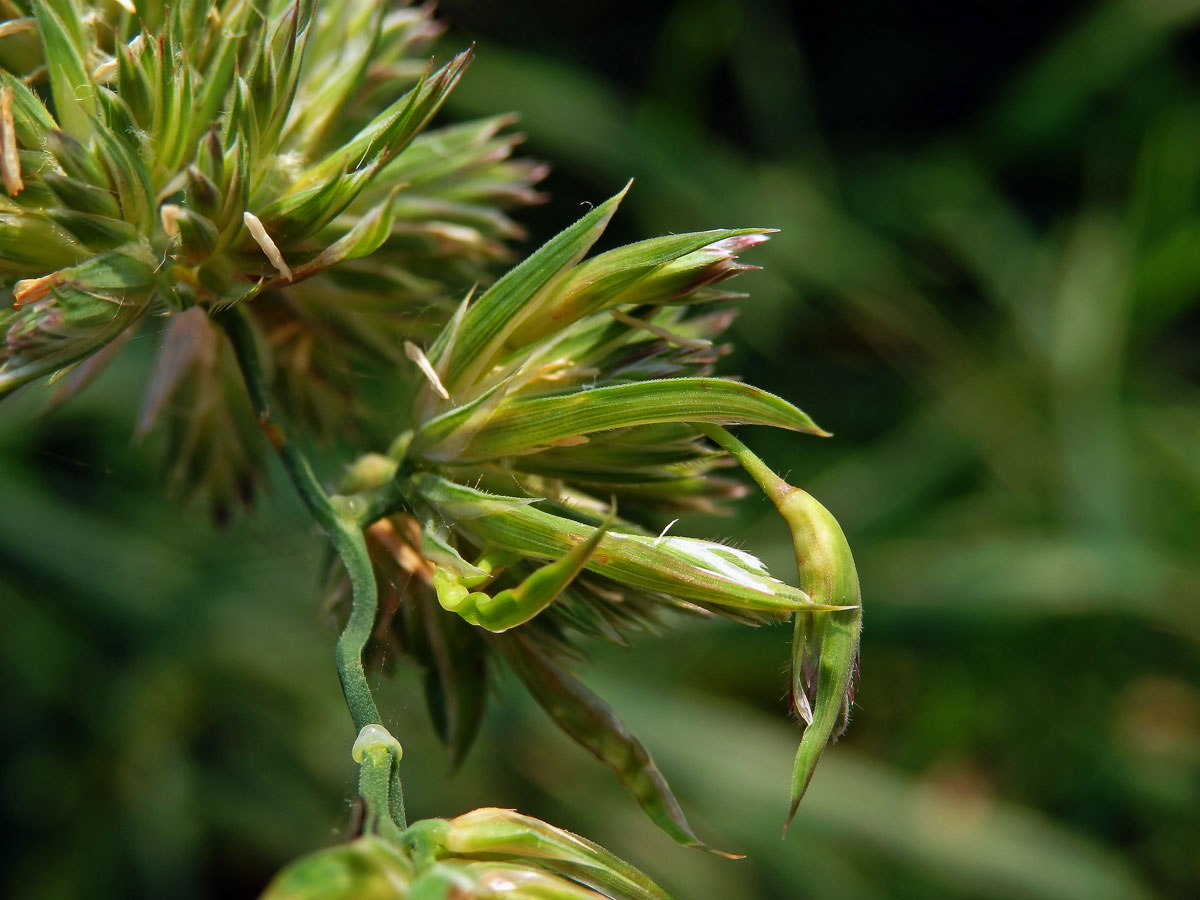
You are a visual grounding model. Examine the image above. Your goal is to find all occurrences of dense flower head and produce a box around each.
[2,0,861,863]
[0,0,544,516]
[326,186,854,851]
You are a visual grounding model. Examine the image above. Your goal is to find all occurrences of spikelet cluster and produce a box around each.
[0,0,544,516]
[1,0,861,856]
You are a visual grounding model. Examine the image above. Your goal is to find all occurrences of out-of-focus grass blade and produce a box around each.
[983,0,1200,157]
[520,676,1160,900]
[865,533,1200,637]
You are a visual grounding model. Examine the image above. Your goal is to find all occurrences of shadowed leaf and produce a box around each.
[497,634,738,858]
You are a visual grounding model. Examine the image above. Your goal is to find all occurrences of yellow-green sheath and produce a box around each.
[697,425,862,828]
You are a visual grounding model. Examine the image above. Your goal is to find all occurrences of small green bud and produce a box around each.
[116,38,153,127]
[184,165,221,218]
[196,128,226,191]
[161,205,220,263]
[0,212,88,274]
[259,836,412,900]
[45,130,109,188]
[42,171,123,219]
[341,453,400,494]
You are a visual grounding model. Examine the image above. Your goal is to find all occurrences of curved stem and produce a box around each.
[330,512,384,730]
[696,424,790,501]
[218,304,382,730]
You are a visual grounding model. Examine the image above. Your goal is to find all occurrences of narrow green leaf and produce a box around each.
[0,211,87,273]
[216,135,250,235]
[0,72,57,146]
[506,228,771,347]
[257,2,312,153]
[45,130,106,187]
[452,863,622,900]
[497,635,737,859]
[247,42,277,140]
[159,54,193,173]
[257,165,377,244]
[383,115,518,187]
[40,172,119,219]
[295,49,472,191]
[516,425,712,471]
[439,182,630,391]
[92,125,153,234]
[116,38,153,127]
[414,474,537,521]
[195,128,224,194]
[283,1,385,155]
[300,188,402,272]
[192,25,239,139]
[24,239,157,295]
[443,377,827,462]
[222,76,258,156]
[44,208,139,249]
[33,2,95,141]
[410,373,518,460]
[94,87,140,153]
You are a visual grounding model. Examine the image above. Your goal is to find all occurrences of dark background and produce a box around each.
[3,1,1199,898]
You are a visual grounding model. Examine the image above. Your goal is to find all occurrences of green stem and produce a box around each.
[358,746,406,841]
[218,304,382,731]
[330,511,385,731]
[696,424,790,501]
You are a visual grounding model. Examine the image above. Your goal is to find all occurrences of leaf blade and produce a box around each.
[444,377,827,462]
[497,634,738,858]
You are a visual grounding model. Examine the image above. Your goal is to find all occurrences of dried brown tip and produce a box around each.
[0,86,24,197]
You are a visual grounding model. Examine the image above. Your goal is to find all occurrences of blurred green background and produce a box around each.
[3,1,1200,898]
